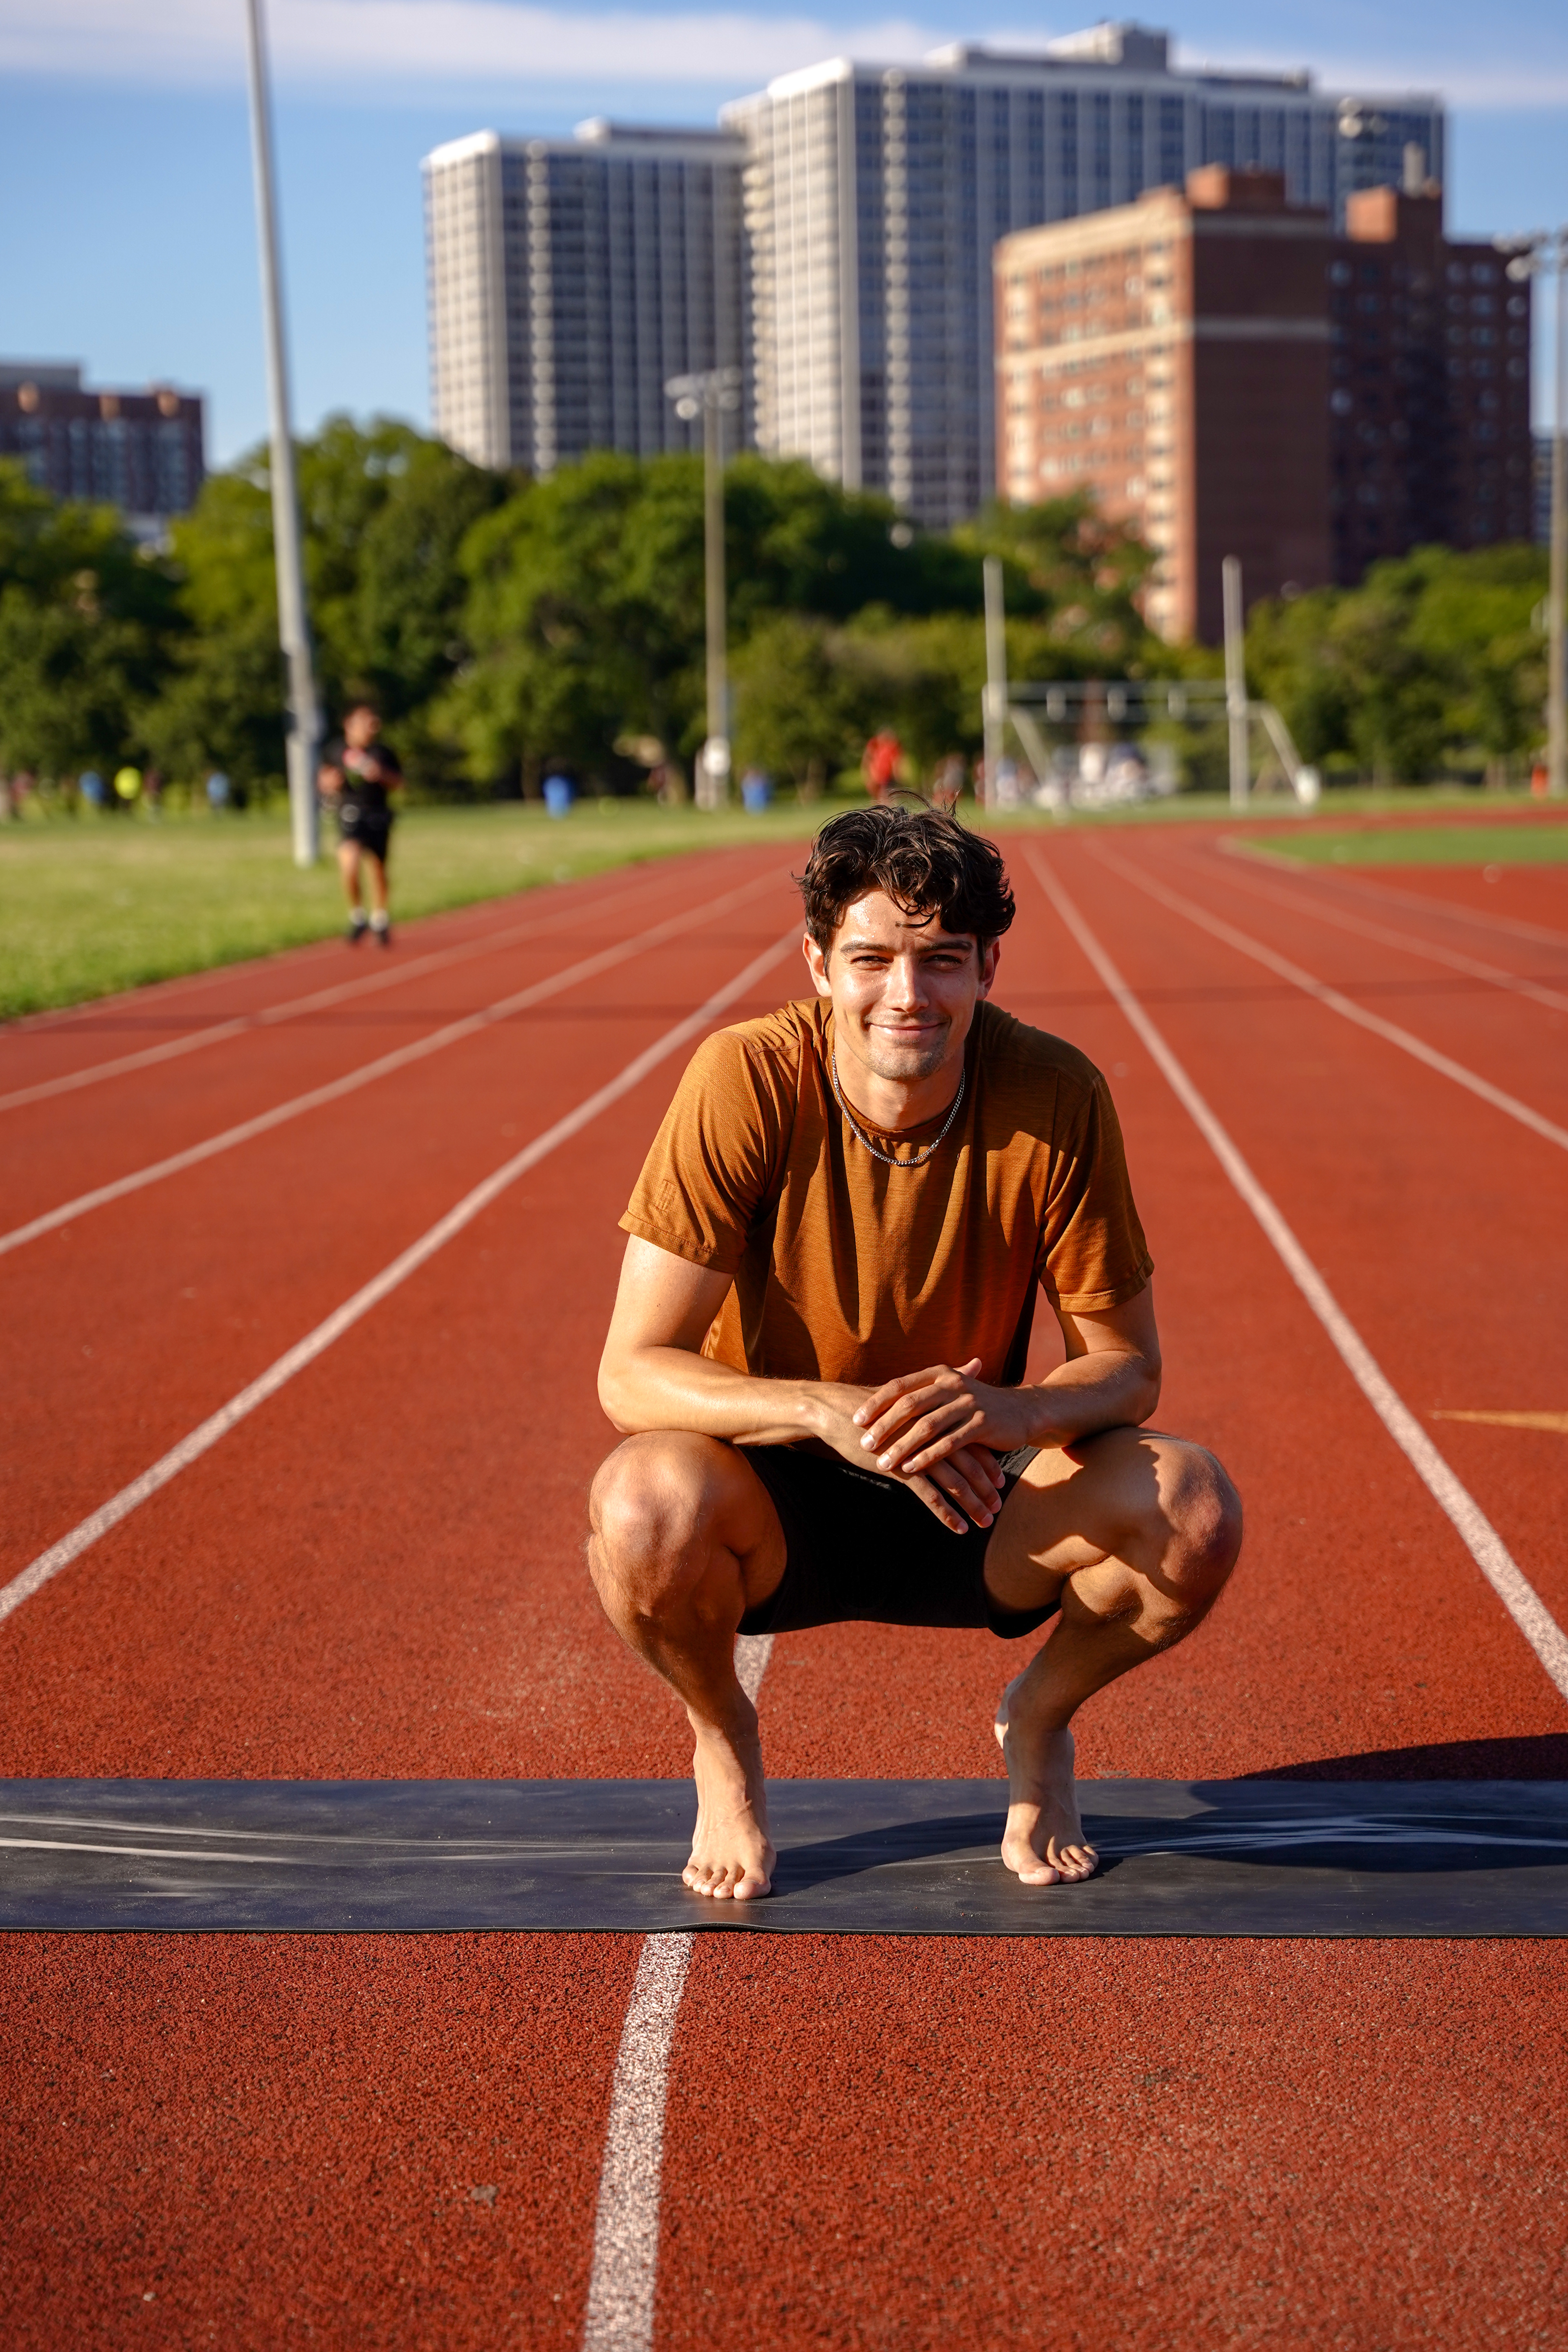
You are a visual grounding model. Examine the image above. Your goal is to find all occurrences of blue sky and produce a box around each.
[1,0,1563,466]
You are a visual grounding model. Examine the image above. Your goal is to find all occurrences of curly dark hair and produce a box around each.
[797,806,1016,955]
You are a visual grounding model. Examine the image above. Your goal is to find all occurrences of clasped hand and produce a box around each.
[812,1359,1035,1536]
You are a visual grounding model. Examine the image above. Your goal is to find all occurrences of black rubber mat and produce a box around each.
[2,1778,1566,1936]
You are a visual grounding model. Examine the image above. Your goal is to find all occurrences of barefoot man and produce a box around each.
[590,807,1241,1899]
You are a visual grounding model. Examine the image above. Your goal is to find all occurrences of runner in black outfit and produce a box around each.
[317,705,403,946]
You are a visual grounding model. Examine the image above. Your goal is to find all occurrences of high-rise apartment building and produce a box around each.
[725,22,1444,528]
[996,167,1533,642]
[0,362,204,534]
[423,119,749,476]
[996,170,1333,640]
[1328,186,1533,578]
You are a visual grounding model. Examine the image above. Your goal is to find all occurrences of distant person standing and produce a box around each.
[861,730,903,805]
[318,704,403,946]
[931,753,966,813]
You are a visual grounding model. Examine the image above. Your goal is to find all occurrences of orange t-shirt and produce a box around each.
[619,997,1152,1389]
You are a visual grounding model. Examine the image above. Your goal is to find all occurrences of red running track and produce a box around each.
[2,823,1565,2349]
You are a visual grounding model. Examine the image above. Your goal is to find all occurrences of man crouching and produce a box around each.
[588,807,1241,1899]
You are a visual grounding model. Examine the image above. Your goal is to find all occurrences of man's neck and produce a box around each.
[830,1026,969,1135]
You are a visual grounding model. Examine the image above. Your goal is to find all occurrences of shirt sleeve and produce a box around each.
[1038,1066,1153,1314]
[619,1029,787,1274]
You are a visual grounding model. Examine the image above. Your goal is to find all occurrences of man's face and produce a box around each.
[805,890,998,1085]
[344,707,380,748]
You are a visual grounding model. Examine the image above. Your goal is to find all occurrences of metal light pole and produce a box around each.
[1222,554,1249,808]
[981,556,1007,813]
[666,368,742,809]
[244,0,320,865]
[1498,228,1567,799]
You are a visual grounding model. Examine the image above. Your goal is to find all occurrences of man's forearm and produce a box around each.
[1019,1350,1161,1449]
[599,1345,837,1447]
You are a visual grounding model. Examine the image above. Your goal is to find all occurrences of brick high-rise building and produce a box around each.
[995,168,1332,640]
[995,166,1534,641]
[1328,186,1533,580]
[0,363,205,534]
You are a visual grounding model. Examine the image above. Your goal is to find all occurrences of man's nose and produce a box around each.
[883,955,928,1008]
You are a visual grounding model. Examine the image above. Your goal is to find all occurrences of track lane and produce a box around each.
[0,886,800,1587]
[1049,838,1568,1629]
[0,859,786,1236]
[1226,839,1568,951]
[1086,840,1568,1146]
[0,865,671,1114]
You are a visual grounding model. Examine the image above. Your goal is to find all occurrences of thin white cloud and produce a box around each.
[1,0,1564,103]
[0,0,934,87]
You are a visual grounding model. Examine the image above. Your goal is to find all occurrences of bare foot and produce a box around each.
[683,1720,775,1901]
[993,1673,1099,1887]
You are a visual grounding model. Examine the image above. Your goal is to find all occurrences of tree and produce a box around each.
[0,462,181,777]
[155,418,511,793]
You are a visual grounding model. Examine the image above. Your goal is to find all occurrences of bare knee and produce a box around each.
[588,1434,728,1617]
[1151,1440,1242,1605]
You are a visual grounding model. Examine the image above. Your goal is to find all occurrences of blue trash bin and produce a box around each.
[543,774,573,819]
[740,770,772,813]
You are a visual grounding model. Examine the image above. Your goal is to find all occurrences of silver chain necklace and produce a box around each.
[830,1049,967,1170]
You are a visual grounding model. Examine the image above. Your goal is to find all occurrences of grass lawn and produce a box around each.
[1251,820,1568,870]
[1,785,1557,1021]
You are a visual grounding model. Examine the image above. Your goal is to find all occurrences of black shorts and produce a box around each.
[736,1444,1058,1642]
[338,804,392,859]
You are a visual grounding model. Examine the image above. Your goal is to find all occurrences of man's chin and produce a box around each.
[863,1047,951,1082]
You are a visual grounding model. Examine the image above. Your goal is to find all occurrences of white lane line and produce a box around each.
[0,941,798,1627]
[0,870,665,1114]
[1088,841,1568,1158]
[1173,842,1568,1016]
[0,873,789,1260]
[1222,836,1568,953]
[582,1633,773,2352]
[1028,848,1568,1705]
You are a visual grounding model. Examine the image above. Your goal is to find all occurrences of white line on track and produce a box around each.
[1088,841,1568,1158]
[1028,849,1568,1704]
[0,938,799,1626]
[0,872,789,1260]
[0,870,666,1114]
[582,1633,773,2352]
[1222,836,1568,953]
[1169,843,1568,1016]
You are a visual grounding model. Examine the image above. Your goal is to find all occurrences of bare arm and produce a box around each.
[853,1283,1163,1476]
[598,1237,1005,1532]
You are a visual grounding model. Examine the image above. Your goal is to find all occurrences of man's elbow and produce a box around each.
[597,1354,646,1435]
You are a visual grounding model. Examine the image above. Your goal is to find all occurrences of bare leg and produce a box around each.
[362,851,389,918]
[337,838,363,912]
[983,1429,1241,1887]
[588,1433,787,1900]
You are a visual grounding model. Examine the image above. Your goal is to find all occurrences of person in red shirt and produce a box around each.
[861,730,903,804]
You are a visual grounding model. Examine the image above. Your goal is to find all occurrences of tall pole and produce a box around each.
[1222,554,1249,809]
[703,392,729,807]
[244,0,320,867]
[666,367,740,808]
[1549,235,1566,800]
[982,555,1007,812]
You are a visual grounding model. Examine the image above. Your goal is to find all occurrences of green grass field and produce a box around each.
[1255,821,1568,870]
[2,788,1560,1021]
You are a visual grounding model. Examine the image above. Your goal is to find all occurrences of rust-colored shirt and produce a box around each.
[619,998,1152,1388]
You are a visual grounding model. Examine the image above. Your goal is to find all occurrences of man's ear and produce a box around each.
[803,930,833,1000]
[977,939,1001,998]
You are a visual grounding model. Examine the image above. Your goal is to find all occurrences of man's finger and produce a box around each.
[927,1463,995,1527]
[861,1383,972,1452]
[907,1473,969,1534]
[853,1366,960,1426]
[874,1402,982,1469]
